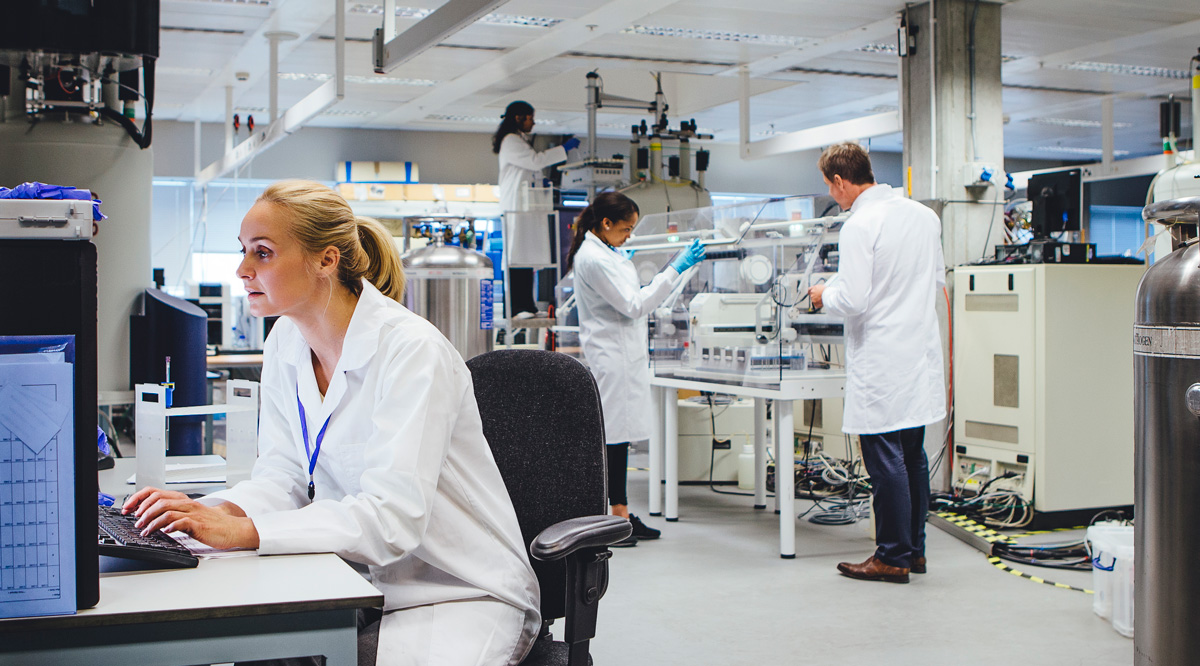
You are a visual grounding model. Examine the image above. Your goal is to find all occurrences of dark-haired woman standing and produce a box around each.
[493,100,580,318]
[567,191,705,546]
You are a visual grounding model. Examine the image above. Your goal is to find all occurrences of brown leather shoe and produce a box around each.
[911,556,926,574]
[837,556,910,583]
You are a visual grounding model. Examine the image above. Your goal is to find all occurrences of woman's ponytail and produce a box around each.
[565,206,597,273]
[257,180,406,302]
[355,216,406,302]
[565,191,640,272]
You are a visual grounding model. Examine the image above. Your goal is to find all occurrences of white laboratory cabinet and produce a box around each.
[952,264,1145,513]
[676,397,757,482]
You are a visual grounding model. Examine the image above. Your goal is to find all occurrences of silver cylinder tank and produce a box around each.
[1133,197,1200,665]
[402,242,494,360]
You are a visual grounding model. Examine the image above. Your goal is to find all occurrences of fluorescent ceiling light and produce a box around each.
[278,72,437,86]
[349,3,561,27]
[320,109,377,117]
[857,43,896,54]
[425,114,563,127]
[857,43,1018,62]
[1025,117,1134,129]
[623,25,811,48]
[1059,61,1189,79]
[1033,145,1130,157]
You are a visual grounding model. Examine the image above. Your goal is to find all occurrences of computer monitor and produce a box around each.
[1028,168,1082,239]
[129,289,208,455]
[0,239,99,610]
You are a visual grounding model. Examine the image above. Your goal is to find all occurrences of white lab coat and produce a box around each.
[820,184,947,435]
[202,280,539,663]
[498,132,567,267]
[574,232,681,444]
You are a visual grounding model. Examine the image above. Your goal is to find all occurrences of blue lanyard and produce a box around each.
[296,386,332,501]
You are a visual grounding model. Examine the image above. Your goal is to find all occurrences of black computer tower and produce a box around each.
[0,239,100,610]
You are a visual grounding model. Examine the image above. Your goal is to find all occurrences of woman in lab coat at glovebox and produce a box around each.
[567,191,705,546]
[122,180,540,666]
[493,100,579,317]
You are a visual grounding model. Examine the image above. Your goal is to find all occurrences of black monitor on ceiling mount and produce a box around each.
[1028,168,1083,239]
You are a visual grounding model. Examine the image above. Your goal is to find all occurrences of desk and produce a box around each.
[100,457,227,499]
[207,353,264,370]
[649,370,845,558]
[0,460,385,666]
[0,553,382,666]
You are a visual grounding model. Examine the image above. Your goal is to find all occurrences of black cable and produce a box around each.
[705,393,763,498]
[994,552,1091,571]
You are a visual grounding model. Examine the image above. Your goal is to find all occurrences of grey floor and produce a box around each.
[586,446,1133,666]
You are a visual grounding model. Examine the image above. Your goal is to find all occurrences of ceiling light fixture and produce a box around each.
[1025,117,1134,129]
[858,42,1017,62]
[425,114,561,125]
[349,3,561,27]
[1032,145,1131,157]
[858,43,896,54]
[623,25,811,48]
[1059,61,1189,79]
[320,109,377,117]
[277,72,437,86]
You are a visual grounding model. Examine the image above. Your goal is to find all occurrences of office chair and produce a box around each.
[467,350,632,666]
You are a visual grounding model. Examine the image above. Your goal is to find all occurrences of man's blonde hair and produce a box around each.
[818,142,875,186]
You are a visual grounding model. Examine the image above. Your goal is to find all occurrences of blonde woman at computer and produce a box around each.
[123,180,539,666]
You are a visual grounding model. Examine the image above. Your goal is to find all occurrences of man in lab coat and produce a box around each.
[808,142,946,584]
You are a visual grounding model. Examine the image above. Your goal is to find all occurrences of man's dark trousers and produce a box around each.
[859,426,929,569]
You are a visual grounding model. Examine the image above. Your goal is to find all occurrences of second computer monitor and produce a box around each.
[1028,168,1082,239]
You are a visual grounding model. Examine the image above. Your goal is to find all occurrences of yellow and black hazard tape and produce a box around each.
[934,511,1015,545]
[987,556,1093,594]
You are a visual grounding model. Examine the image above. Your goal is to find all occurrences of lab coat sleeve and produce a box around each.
[248,334,461,567]
[581,257,681,320]
[821,219,874,317]
[501,135,568,172]
[934,232,947,289]
[199,346,310,515]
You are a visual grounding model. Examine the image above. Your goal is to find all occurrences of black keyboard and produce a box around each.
[97,505,199,569]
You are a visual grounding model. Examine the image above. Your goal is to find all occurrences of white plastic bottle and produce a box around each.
[737,444,756,490]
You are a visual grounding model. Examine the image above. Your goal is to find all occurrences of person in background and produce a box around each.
[807,142,947,584]
[123,180,540,665]
[567,191,705,546]
[493,100,580,320]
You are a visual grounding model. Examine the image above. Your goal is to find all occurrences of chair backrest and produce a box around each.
[466,349,608,622]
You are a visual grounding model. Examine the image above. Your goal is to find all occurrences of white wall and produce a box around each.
[152,121,904,196]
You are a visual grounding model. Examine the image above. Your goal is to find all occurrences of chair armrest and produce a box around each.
[530,515,632,561]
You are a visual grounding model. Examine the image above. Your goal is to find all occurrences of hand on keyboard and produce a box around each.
[98,505,198,569]
[123,486,261,551]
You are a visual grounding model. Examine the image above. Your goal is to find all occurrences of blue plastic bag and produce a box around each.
[97,425,111,456]
[0,181,106,221]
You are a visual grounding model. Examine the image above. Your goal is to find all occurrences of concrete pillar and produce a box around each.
[1,71,154,395]
[902,0,1005,267]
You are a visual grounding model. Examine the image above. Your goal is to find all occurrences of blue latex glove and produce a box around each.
[0,181,106,221]
[669,239,706,274]
[619,247,636,260]
[563,136,581,152]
